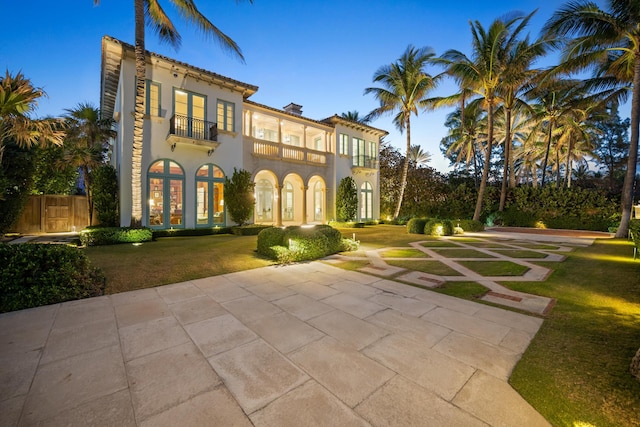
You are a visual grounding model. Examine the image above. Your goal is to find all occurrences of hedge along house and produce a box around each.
[100,36,387,230]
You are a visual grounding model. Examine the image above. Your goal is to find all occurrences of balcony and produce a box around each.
[167,114,220,154]
[352,156,379,170]
[251,137,327,165]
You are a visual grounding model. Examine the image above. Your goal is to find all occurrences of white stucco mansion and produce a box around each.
[100,36,387,230]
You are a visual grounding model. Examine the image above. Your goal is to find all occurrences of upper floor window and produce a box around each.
[369,141,377,160]
[173,89,206,139]
[146,81,161,116]
[339,134,349,155]
[217,100,235,132]
[352,137,365,167]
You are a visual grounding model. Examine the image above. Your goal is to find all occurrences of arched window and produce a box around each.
[196,164,225,227]
[360,181,373,221]
[314,181,324,221]
[148,159,184,228]
[283,182,294,221]
[256,179,274,222]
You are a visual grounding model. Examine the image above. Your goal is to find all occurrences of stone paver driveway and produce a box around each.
[1,262,549,426]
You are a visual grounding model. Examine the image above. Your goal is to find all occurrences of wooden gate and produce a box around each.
[12,195,92,234]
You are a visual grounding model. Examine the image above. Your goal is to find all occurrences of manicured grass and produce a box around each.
[430,248,497,258]
[85,235,272,294]
[432,281,489,299]
[489,249,549,259]
[509,242,562,250]
[380,248,429,258]
[420,240,459,248]
[463,241,512,248]
[457,260,530,276]
[508,239,640,427]
[384,259,462,276]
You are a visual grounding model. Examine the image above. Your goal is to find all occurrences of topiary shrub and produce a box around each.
[257,227,285,258]
[424,219,454,236]
[92,164,119,227]
[80,227,153,246]
[457,219,485,232]
[257,225,355,263]
[407,218,427,234]
[0,244,105,312]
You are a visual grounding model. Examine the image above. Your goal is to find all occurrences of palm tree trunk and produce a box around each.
[564,138,574,188]
[472,142,479,189]
[541,121,553,187]
[393,117,410,219]
[473,102,493,221]
[499,108,512,211]
[615,56,640,238]
[130,0,145,227]
[83,165,94,226]
[555,144,561,187]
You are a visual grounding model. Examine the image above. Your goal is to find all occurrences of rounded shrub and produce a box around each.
[284,227,330,261]
[0,244,105,312]
[257,227,285,257]
[315,225,343,254]
[424,219,454,236]
[457,219,484,232]
[407,218,427,234]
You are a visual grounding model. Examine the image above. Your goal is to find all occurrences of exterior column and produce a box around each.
[301,185,308,225]
[275,183,283,227]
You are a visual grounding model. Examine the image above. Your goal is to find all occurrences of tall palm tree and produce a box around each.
[63,103,115,225]
[340,110,370,124]
[440,13,532,221]
[543,0,640,237]
[94,0,250,226]
[0,70,64,164]
[364,45,440,219]
[408,144,432,167]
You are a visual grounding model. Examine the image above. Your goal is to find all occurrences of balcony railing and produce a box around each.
[352,156,379,169]
[169,114,218,141]
[251,138,326,165]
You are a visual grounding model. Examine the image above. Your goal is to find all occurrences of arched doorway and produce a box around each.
[148,159,185,229]
[196,164,225,226]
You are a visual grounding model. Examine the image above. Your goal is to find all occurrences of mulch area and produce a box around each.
[488,227,612,239]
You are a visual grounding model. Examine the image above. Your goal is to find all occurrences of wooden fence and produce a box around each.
[12,195,93,234]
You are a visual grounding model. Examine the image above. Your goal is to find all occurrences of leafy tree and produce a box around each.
[94,0,251,226]
[543,0,640,237]
[92,164,119,226]
[593,105,630,192]
[365,45,441,219]
[63,103,114,225]
[378,140,403,218]
[31,145,79,195]
[336,176,357,221]
[0,144,35,233]
[408,144,431,168]
[0,71,64,165]
[224,168,254,226]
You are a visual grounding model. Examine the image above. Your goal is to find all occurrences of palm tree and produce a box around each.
[63,103,115,225]
[408,144,432,167]
[440,13,532,221]
[543,0,640,237]
[364,45,440,219]
[94,0,250,226]
[340,111,370,124]
[0,70,64,164]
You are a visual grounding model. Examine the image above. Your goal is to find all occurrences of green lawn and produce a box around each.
[489,249,549,259]
[457,260,530,276]
[380,248,430,258]
[384,259,463,276]
[430,248,498,258]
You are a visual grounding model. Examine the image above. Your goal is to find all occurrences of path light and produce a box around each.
[353,233,356,240]
[436,225,444,236]
[132,242,142,247]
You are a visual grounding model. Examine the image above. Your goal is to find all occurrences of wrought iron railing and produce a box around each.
[169,114,218,141]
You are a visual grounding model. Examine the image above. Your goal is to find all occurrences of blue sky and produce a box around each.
[2,0,625,173]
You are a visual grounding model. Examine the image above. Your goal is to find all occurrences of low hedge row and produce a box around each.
[257,225,358,263]
[407,218,484,235]
[80,227,153,246]
[0,244,105,313]
[153,227,232,237]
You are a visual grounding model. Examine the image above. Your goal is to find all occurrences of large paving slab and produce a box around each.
[1,262,548,426]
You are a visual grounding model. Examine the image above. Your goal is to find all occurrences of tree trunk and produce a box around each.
[555,143,562,187]
[615,55,640,238]
[541,120,553,188]
[130,0,145,227]
[393,117,411,219]
[564,138,574,188]
[473,102,493,221]
[499,108,512,211]
[473,141,479,189]
[83,165,93,226]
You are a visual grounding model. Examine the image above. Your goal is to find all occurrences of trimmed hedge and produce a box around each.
[424,219,454,236]
[80,227,153,246]
[457,219,484,232]
[257,225,357,263]
[407,218,428,234]
[231,224,272,236]
[0,244,105,313]
[153,227,232,238]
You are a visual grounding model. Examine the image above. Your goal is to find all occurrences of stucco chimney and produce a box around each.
[283,102,303,115]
